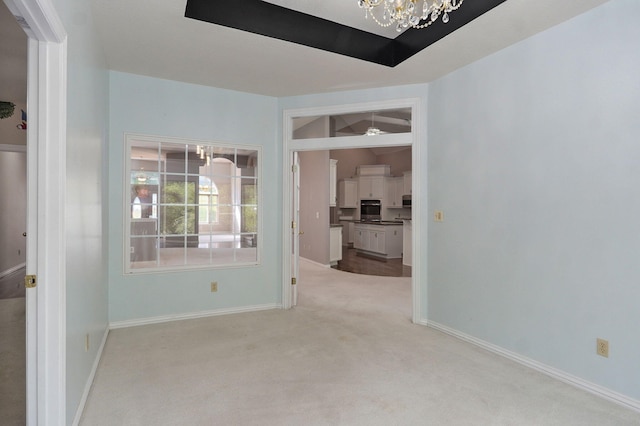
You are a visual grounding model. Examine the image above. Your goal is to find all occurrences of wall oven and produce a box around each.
[360,200,381,222]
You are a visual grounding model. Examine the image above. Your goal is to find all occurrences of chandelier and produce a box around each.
[357,0,464,32]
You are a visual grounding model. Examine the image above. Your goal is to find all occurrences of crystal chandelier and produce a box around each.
[357,0,464,32]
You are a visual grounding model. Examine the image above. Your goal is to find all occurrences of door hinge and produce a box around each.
[25,275,37,288]
[292,164,298,173]
[291,277,297,285]
[291,221,296,229]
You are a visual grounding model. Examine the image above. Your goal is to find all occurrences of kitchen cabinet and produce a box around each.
[403,171,412,195]
[384,177,404,208]
[329,159,338,207]
[340,220,355,246]
[329,225,342,265]
[338,179,358,208]
[402,220,412,267]
[353,223,402,259]
[358,176,385,200]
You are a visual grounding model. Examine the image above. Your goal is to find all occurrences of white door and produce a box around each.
[291,152,300,306]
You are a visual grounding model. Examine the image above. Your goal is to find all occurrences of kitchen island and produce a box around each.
[353,221,403,260]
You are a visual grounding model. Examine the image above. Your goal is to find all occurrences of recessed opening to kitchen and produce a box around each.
[292,108,413,278]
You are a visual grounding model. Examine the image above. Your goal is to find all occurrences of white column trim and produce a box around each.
[4,0,68,424]
[281,98,423,324]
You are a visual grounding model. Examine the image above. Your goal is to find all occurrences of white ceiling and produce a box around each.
[2,0,611,105]
[91,0,610,97]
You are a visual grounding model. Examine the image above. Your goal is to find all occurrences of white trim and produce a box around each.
[37,37,68,426]
[123,133,263,275]
[0,144,27,152]
[71,327,109,426]
[0,262,26,279]
[4,0,69,424]
[3,0,65,42]
[109,303,281,330]
[300,256,331,269]
[282,98,422,324]
[426,320,640,413]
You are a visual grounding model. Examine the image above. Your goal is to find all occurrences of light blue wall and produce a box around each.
[51,0,110,421]
[427,0,640,400]
[107,72,281,323]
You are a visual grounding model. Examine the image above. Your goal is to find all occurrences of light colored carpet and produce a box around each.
[80,261,640,425]
[0,297,26,425]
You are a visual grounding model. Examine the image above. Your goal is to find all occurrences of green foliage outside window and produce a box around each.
[241,184,257,233]
[161,181,196,235]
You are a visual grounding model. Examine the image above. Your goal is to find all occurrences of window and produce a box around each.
[125,135,260,273]
[198,176,219,224]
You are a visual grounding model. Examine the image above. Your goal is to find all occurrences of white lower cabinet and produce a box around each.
[353,223,402,259]
[329,226,343,265]
[340,220,355,246]
[402,220,412,267]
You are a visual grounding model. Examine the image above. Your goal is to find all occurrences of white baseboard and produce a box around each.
[424,320,640,413]
[299,257,330,268]
[72,327,110,426]
[109,303,281,330]
[0,262,26,279]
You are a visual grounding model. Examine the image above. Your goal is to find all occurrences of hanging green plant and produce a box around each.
[0,101,16,119]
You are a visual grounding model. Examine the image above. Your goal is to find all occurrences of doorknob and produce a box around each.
[299,231,304,235]
[23,232,27,237]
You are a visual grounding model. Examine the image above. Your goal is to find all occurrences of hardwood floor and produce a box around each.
[334,246,411,277]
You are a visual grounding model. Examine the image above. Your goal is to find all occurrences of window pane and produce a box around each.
[126,136,260,273]
[292,108,412,139]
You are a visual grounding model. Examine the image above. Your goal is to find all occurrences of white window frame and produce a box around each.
[124,134,262,273]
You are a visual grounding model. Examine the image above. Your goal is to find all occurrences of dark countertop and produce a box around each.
[330,223,344,228]
[355,221,404,226]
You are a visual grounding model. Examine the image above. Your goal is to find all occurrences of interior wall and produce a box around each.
[298,150,330,265]
[329,148,377,181]
[0,150,26,274]
[108,71,280,323]
[0,1,27,147]
[375,148,412,177]
[0,102,26,146]
[51,0,111,420]
[427,0,640,401]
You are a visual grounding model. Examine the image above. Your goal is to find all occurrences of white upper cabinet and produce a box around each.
[338,178,358,208]
[358,176,385,200]
[384,177,404,208]
[403,171,412,195]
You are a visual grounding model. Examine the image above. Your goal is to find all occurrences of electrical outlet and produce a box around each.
[85,333,90,352]
[210,281,218,292]
[434,210,444,222]
[596,338,609,358]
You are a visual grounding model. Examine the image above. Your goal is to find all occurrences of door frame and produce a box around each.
[3,0,67,423]
[281,98,423,323]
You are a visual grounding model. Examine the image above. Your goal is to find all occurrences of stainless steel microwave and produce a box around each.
[402,195,411,208]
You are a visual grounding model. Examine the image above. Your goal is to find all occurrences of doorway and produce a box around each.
[0,148,27,424]
[0,1,28,421]
[282,99,423,324]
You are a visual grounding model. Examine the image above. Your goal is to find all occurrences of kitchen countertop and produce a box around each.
[330,223,344,228]
[355,220,404,226]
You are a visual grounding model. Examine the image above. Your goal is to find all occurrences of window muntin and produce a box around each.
[126,136,260,273]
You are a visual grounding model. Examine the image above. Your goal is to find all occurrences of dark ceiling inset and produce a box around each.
[185,0,507,67]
